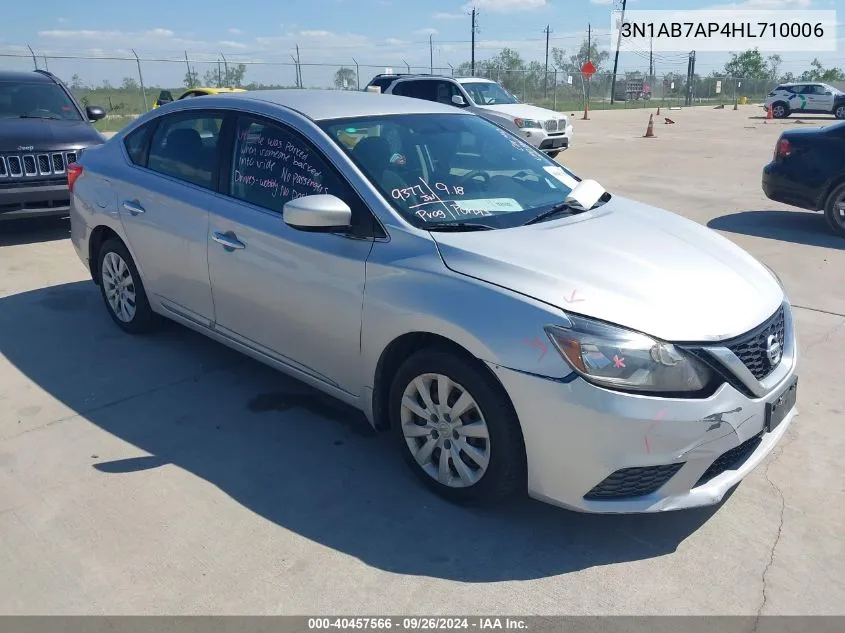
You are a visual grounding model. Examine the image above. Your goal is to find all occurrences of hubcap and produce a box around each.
[101,251,136,323]
[834,197,845,228]
[774,105,785,117]
[837,106,845,119]
[400,373,491,488]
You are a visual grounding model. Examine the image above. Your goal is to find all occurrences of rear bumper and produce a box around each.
[0,182,71,220]
[762,163,823,211]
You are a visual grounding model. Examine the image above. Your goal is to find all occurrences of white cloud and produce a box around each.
[433,12,464,20]
[385,38,406,45]
[219,40,248,49]
[57,17,68,23]
[415,28,439,36]
[228,28,242,35]
[299,29,334,38]
[146,28,175,38]
[703,0,812,7]
[462,0,547,13]
[589,0,614,4]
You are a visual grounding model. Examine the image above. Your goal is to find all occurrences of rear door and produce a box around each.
[115,109,225,326]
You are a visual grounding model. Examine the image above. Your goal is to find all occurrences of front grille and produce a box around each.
[726,307,786,380]
[544,119,558,132]
[584,462,684,500]
[696,433,763,487]
[0,150,80,180]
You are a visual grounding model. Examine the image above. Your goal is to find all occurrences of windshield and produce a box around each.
[321,113,595,229]
[461,81,519,105]
[0,81,82,120]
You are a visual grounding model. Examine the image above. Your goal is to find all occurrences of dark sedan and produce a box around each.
[762,121,845,237]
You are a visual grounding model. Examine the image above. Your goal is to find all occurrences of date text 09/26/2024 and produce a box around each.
[307,618,528,630]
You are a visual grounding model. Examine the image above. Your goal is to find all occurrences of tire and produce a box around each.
[389,348,526,504]
[823,183,845,238]
[772,102,789,119]
[834,104,845,120]
[97,238,159,333]
[547,150,561,159]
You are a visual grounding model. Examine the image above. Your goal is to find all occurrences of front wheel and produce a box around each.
[772,102,790,119]
[547,150,561,159]
[389,348,526,504]
[834,104,845,120]
[823,183,845,238]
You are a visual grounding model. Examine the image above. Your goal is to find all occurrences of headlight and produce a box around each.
[514,118,542,129]
[545,316,714,394]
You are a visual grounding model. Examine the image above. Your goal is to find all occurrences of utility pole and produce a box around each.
[610,0,627,105]
[649,36,654,79]
[543,25,551,99]
[429,34,434,74]
[296,44,302,88]
[470,8,477,75]
[586,23,591,108]
[183,51,193,87]
[685,50,696,106]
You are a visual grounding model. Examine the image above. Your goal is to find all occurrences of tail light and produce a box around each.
[67,163,83,193]
[774,137,791,161]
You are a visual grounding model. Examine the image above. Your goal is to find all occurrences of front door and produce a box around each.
[207,114,375,395]
[117,110,224,325]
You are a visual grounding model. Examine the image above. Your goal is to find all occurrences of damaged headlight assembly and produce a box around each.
[545,315,714,395]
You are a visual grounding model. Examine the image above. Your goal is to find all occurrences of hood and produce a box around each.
[0,118,104,151]
[431,196,784,342]
[475,102,567,122]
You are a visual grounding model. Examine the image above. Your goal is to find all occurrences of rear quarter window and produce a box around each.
[124,123,153,166]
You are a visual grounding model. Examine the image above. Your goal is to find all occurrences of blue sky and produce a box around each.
[1,0,842,88]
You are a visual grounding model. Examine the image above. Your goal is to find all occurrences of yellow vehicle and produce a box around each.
[152,87,246,108]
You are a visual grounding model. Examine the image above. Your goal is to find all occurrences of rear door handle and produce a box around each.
[121,200,145,215]
[212,231,246,251]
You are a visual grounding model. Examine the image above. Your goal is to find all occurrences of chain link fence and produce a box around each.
[1,50,780,131]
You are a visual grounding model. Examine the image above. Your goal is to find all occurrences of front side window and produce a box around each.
[322,113,592,229]
[147,112,224,189]
[0,81,82,121]
[229,116,347,214]
[461,81,519,105]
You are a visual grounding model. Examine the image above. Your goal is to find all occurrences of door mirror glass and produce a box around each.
[86,105,106,121]
[451,94,467,107]
[283,194,352,232]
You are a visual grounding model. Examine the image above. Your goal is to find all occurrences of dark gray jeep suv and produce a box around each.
[0,70,106,221]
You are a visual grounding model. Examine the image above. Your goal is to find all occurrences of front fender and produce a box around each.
[361,229,575,389]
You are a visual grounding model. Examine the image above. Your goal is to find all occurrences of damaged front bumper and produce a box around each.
[488,358,798,513]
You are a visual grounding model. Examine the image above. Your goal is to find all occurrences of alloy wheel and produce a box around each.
[400,373,491,488]
[101,251,137,323]
[773,104,786,118]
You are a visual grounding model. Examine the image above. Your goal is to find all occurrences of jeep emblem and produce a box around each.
[17,145,34,152]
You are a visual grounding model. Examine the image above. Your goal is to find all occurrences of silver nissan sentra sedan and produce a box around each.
[68,89,798,513]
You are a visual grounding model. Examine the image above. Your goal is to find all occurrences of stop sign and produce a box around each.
[581,60,596,79]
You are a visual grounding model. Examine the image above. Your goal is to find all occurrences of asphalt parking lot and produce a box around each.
[0,105,843,616]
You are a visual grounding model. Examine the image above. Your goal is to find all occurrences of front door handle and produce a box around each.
[212,231,246,251]
[121,200,145,215]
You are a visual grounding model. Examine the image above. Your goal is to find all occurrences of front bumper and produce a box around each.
[489,336,798,514]
[0,181,71,220]
[520,124,573,152]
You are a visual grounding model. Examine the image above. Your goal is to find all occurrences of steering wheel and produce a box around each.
[459,169,491,185]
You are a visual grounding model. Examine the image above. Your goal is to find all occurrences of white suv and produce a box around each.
[764,82,845,119]
[383,75,573,156]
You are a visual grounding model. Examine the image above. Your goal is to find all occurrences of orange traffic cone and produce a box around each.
[644,113,655,138]
[766,104,773,120]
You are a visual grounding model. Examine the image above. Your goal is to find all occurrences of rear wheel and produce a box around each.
[772,102,789,119]
[98,238,159,333]
[823,183,845,238]
[389,348,526,504]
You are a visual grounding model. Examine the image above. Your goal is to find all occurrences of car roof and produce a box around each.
[0,70,56,84]
[189,87,247,93]
[455,77,496,84]
[210,89,468,121]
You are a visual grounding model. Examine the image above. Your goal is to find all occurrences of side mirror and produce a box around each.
[824,91,833,95]
[451,94,467,107]
[283,194,352,232]
[86,105,106,121]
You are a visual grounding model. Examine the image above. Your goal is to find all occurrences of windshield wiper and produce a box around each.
[523,201,585,226]
[425,222,495,232]
[19,114,62,120]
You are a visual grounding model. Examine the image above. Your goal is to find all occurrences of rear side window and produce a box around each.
[394,80,437,101]
[123,123,152,166]
[147,112,224,189]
